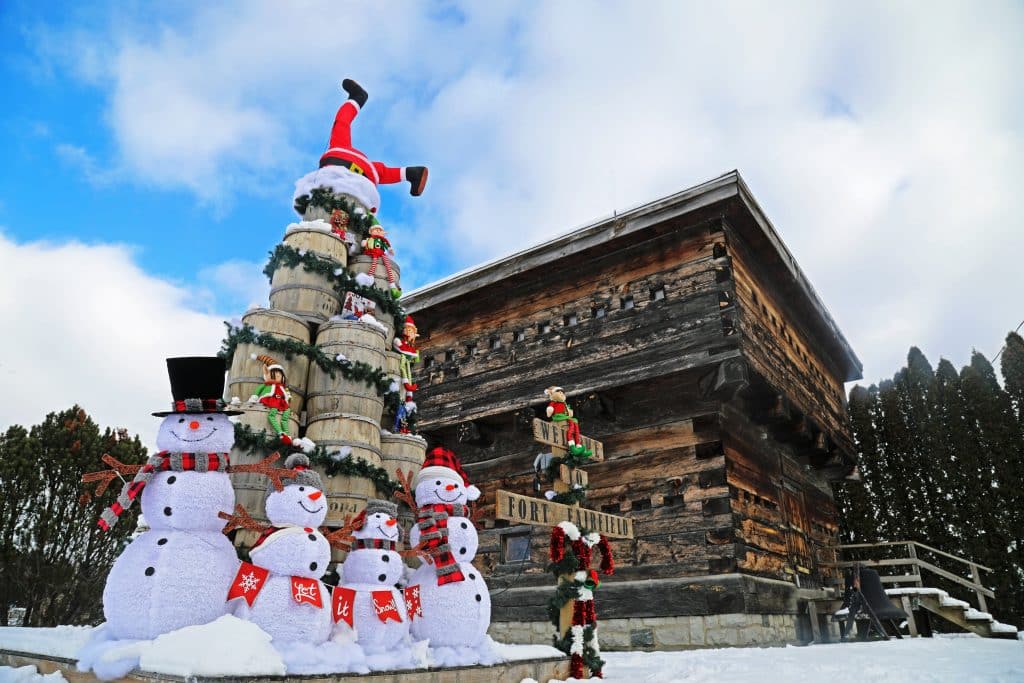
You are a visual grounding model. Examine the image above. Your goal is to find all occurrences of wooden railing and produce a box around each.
[818,540,994,614]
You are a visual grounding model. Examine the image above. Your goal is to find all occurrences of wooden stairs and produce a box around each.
[886,587,1019,639]
[819,540,1020,640]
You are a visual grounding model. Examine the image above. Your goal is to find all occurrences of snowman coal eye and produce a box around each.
[206,416,214,421]
[178,418,185,423]
[299,486,305,491]
[167,476,176,484]
[435,480,441,485]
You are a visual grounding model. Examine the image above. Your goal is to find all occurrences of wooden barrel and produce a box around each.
[305,412,380,447]
[384,350,402,379]
[306,320,387,422]
[283,221,349,266]
[380,433,427,483]
[233,404,301,441]
[269,258,342,322]
[226,308,310,414]
[303,201,372,224]
[350,254,401,292]
[314,438,382,468]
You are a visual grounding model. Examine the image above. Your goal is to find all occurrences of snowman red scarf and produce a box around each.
[417,503,469,585]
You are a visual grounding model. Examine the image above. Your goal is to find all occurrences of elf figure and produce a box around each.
[361,221,401,299]
[321,78,428,200]
[394,316,420,404]
[248,355,293,446]
[545,386,592,458]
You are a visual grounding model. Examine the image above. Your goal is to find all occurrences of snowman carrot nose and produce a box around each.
[308,490,322,500]
[445,484,457,491]
[386,518,397,526]
[189,420,200,430]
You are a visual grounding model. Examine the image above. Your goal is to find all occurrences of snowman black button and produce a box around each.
[469,573,476,580]
[308,534,317,541]
[378,574,387,582]
[461,522,468,529]
[459,547,467,555]
[157,538,168,546]
[475,594,482,602]
[382,555,390,562]
[310,562,318,572]
[145,567,155,576]
[163,506,172,516]
[167,475,176,484]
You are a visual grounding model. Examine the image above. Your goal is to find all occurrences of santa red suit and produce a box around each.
[319,80,427,197]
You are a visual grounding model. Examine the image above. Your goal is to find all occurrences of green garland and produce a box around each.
[552,625,605,676]
[543,451,593,483]
[293,188,378,240]
[550,486,588,506]
[232,423,402,498]
[218,322,396,401]
[263,244,407,326]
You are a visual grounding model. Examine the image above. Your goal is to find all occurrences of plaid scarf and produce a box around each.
[353,538,397,551]
[98,451,230,531]
[417,503,469,585]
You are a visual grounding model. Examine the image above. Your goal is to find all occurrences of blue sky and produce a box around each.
[1,1,1022,443]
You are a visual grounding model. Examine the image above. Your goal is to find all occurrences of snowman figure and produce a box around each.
[263,453,327,528]
[78,357,244,678]
[229,522,367,675]
[406,447,499,665]
[335,500,424,670]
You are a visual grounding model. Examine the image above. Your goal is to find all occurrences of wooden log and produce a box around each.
[306,320,387,422]
[226,308,311,414]
[305,411,380,445]
[313,438,382,468]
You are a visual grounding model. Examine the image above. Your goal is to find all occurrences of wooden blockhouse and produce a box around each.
[402,171,862,648]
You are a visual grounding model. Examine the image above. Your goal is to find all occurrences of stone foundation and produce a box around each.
[490,612,799,650]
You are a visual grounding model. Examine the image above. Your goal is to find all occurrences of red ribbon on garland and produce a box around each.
[226,561,269,606]
[332,586,356,627]
[291,577,322,608]
[404,584,423,621]
[372,590,403,623]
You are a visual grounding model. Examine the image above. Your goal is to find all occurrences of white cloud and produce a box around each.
[196,260,269,314]
[0,232,228,448]
[34,0,1024,382]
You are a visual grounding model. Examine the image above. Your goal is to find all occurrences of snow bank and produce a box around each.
[0,665,66,683]
[137,616,284,677]
[0,626,93,660]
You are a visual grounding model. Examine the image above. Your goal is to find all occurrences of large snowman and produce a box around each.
[407,447,498,665]
[78,357,243,678]
[337,499,424,670]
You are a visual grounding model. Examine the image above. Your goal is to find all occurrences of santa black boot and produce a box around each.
[342,78,368,108]
[406,166,428,196]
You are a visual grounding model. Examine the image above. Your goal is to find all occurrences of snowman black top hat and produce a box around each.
[152,356,243,417]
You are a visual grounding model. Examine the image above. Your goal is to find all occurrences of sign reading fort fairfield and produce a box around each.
[495,490,634,539]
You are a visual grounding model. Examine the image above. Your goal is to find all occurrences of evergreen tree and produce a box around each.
[1002,332,1024,426]
[0,407,147,626]
[835,385,880,543]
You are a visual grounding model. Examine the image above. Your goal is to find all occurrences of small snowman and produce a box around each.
[335,500,423,670]
[263,453,327,528]
[78,358,244,678]
[226,518,366,675]
[406,447,497,664]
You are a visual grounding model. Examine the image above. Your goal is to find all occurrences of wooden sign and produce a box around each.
[532,418,604,462]
[560,464,587,488]
[495,489,633,539]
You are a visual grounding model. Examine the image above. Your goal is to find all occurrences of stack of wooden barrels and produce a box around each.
[225,190,426,562]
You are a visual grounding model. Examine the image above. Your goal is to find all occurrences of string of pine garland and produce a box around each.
[549,486,589,506]
[293,188,378,239]
[543,452,593,482]
[262,244,407,326]
[552,626,604,676]
[218,322,397,402]
[232,423,402,497]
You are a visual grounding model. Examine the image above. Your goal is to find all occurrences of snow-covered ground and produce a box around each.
[543,634,1024,683]
[2,627,1023,682]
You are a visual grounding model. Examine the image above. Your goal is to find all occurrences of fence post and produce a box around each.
[970,563,988,614]
[907,542,922,587]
